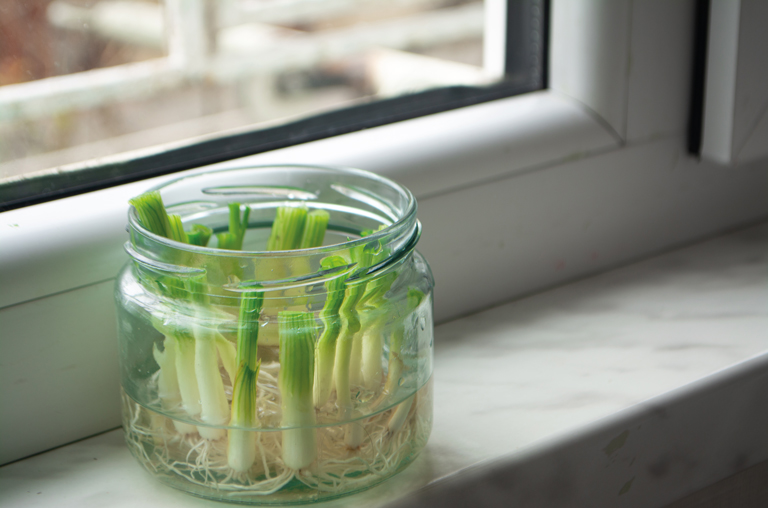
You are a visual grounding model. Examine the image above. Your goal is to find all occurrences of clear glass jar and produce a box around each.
[114,165,434,504]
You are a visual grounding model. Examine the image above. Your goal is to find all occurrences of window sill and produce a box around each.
[0,89,615,311]
[4,84,768,465]
[3,222,767,507]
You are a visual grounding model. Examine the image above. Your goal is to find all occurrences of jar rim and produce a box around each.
[128,164,418,258]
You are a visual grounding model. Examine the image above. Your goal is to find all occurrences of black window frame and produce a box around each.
[0,0,549,212]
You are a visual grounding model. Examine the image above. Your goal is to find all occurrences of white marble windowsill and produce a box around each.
[2,223,768,508]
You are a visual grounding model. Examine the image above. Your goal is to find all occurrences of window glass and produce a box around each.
[0,0,546,209]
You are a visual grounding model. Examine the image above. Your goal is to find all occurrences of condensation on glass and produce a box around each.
[114,165,435,503]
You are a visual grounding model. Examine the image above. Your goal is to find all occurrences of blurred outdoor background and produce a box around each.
[0,0,494,182]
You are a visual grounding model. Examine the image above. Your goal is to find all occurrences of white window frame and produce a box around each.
[2,0,768,466]
[700,0,768,165]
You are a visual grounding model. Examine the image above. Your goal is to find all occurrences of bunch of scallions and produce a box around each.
[127,191,426,496]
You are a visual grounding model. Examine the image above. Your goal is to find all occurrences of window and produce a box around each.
[699,0,768,165]
[0,0,547,211]
[3,0,768,468]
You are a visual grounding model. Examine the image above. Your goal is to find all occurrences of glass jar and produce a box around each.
[114,165,434,504]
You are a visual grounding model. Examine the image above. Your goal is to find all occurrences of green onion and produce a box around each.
[130,190,212,247]
[299,210,330,249]
[173,327,201,424]
[167,214,189,244]
[381,289,425,400]
[359,271,397,391]
[333,240,375,399]
[228,289,264,472]
[259,206,328,347]
[358,227,396,391]
[152,334,196,435]
[313,255,350,407]
[187,224,213,246]
[279,311,317,470]
[326,240,378,448]
[332,280,366,448]
[217,203,250,250]
[131,192,206,434]
[130,191,172,238]
[267,205,308,251]
[188,275,229,440]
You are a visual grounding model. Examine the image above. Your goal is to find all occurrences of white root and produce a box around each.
[121,362,430,500]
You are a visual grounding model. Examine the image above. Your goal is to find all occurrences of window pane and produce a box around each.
[0,0,546,209]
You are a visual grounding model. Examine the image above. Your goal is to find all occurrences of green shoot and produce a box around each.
[299,209,330,249]
[327,239,377,448]
[279,311,317,470]
[258,205,327,347]
[130,190,212,246]
[228,289,264,472]
[313,256,350,407]
[267,205,308,251]
[130,191,172,238]
[360,272,397,391]
[333,240,375,399]
[188,275,229,439]
[332,279,366,449]
[217,203,251,250]
[332,246,374,444]
[187,224,213,246]
[358,227,396,391]
[167,214,188,244]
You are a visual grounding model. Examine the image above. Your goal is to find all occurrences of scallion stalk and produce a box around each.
[130,190,212,246]
[380,289,425,401]
[187,224,213,246]
[359,272,397,391]
[129,191,172,239]
[279,311,317,470]
[188,275,229,440]
[357,228,396,391]
[152,335,196,435]
[217,203,251,250]
[299,209,330,249]
[228,289,264,472]
[173,328,201,423]
[333,241,374,401]
[332,282,367,447]
[267,205,307,251]
[168,214,189,244]
[259,205,327,347]
[313,255,350,407]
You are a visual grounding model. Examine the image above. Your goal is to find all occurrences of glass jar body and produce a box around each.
[113,165,434,504]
